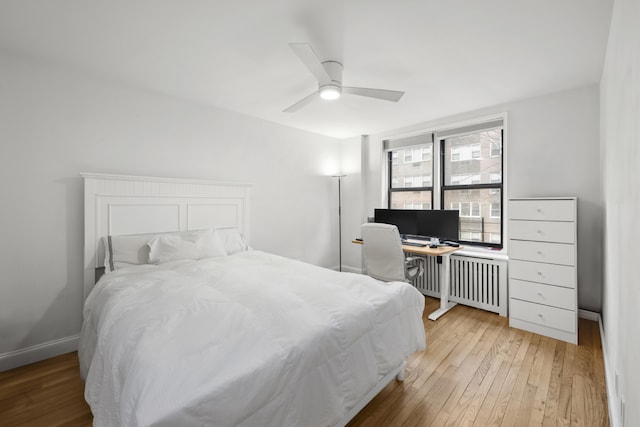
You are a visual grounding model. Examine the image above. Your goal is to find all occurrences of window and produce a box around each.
[450,143,480,162]
[403,146,432,163]
[472,144,481,159]
[385,120,504,248]
[387,136,434,210]
[403,175,431,188]
[391,152,399,165]
[488,233,501,243]
[442,126,503,247]
[490,140,502,157]
[450,202,481,217]
[404,202,431,209]
[490,202,501,218]
[461,231,483,241]
[422,146,432,161]
[451,174,481,185]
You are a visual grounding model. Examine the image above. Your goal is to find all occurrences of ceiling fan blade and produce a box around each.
[289,43,331,84]
[283,91,319,113]
[343,86,405,102]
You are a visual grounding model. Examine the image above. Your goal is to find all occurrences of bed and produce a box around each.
[79,173,426,426]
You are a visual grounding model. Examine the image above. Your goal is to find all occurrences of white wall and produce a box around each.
[336,136,362,273]
[600,0,640,424]
[341,85,603,312]
[0,52,341,368]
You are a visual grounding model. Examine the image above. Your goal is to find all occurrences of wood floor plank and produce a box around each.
[571,374,596,427]
[499,333,542,426]
[0,354,90,427]
[516,383,538,426]
[483,332,533,427]
[366,307,490,426]
[0,297,609,427]
[416,313,506,426]
[528,338,558,426]
[351,300,481,426]
[542,341,566,426]
[471,328,523,427]
[557,340,576,425]
[445,326,517,427]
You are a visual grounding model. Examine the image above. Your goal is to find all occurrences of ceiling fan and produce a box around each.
[283,43,405,112]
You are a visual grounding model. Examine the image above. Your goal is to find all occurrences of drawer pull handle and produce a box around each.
[538,292,545,299]
[537,271,543,276]
[537,209,543,213]
[537,229,543,234]
[537,251,543,255]
[538,313,544,319]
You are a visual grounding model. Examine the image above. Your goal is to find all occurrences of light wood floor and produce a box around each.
[349,298,608,426]
[0,297,608,426]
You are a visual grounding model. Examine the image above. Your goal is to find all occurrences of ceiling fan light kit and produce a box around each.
[319,84,341,100]
[284,43,404,112]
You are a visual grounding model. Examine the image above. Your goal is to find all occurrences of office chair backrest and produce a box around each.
[361,223,407,282]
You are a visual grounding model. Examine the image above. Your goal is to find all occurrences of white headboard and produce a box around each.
[82,173,251,300]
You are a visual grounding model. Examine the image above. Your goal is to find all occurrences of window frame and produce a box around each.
[388,146,434,210]
[385,120,505,249]
[440,128,504,248]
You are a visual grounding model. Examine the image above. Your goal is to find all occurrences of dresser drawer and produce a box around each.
[509,220,575,244]
[509,299,576,333]
[509,260,575,288]
[509,199,575,222]
[510,279,576,310]
[509,240,575,266]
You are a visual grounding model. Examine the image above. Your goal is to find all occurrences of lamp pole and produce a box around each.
[332,174,346,272]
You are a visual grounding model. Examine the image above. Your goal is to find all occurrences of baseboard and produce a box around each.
[598,315,621,427]
[578,308,600,322]
[576,310,619,427]
[0,334,79,372]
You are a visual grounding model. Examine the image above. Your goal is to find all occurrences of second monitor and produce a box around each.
[374,208,460,242]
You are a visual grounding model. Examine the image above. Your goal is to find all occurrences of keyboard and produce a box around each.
[402,241,427,247]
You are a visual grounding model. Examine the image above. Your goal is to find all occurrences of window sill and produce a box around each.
[454,245,509,261]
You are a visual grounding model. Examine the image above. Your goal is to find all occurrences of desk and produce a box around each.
[352,239,462,321]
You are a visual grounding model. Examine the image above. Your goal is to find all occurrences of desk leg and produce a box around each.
[428,253,457,321]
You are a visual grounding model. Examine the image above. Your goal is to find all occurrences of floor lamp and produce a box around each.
[332,173,346,272]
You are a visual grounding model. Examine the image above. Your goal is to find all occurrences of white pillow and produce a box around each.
[147,228,227,264]
[216,227,250,254]
[103,233,158,273]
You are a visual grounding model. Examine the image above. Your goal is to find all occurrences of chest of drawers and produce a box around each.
[508,197,577,344]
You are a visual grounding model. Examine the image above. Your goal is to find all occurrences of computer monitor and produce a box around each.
[374,208,460,241]
[373,209,418,236]
[417,210,460,242]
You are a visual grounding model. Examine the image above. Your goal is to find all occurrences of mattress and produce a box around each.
[79,250,426,426]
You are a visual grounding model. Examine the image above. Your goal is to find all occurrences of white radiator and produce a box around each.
[411,254,508,316]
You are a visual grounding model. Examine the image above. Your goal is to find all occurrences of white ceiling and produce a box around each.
[0,0,613,139]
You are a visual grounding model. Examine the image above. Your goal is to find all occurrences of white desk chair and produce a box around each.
[361,223,424,283]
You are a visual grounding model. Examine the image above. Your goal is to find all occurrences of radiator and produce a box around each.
[411,254,508,316]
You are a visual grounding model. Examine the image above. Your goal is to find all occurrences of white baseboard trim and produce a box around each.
[578,309,601,322]
[576,310,619,427]
[0,334,79,372]
[598,315,620,427]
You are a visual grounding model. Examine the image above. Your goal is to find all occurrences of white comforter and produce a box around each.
[79,250,426,427]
